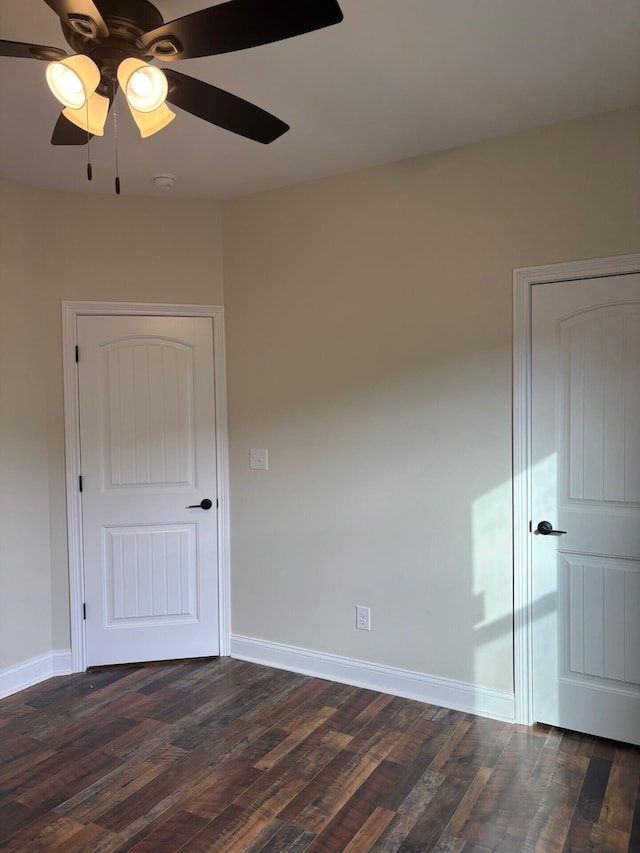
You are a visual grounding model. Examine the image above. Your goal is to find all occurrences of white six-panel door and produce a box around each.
[531,274,640,744]
[77,316,219,666]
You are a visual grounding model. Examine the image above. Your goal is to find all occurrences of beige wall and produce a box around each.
[0,181,52,668]
[223,107,640,693]
[0,180,223,669]
[2,106,638,694]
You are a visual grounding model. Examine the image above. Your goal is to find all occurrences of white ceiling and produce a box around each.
[0,0,638,200]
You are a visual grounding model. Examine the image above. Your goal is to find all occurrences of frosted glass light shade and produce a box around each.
[128,102,176,138]
[46,55,100,109]
[62,91,110,135]
[117,58,168,112]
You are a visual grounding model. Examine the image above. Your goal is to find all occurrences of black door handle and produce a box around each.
[186,499,213,510]
[536,520,567,535]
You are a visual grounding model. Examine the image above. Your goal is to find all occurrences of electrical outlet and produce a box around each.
[250,448,268,470]
[356,605,371,631]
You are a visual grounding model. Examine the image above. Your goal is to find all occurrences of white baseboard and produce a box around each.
[1,641,516,723]
[0,650,73,700]
[230,635,515,723]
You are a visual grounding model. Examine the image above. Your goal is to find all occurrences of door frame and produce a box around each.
[512,253,640,725]
[62,301,231,672]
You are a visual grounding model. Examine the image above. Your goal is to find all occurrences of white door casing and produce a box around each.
[513,254,640,731]
[62,302,230,672]
[531,275,640,743]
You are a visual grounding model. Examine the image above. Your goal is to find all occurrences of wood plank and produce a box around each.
[55,759,168,824]
[253,706,335,771]
[303,761,405,852]
[522,752,589,851]
[244,678,332,729]
[558,729,596,758]
[47,822,114,852]
[494,744,561,853]
[428,720,473,772]
[563,754,613,850]
[340,692,397,737]
[400,773,468,849]
[282,720,408,834]
[629,778,640,853]
[325,688,391,734]
[432,832,467,852]
[343,697,423,757]
[14,750,123,812]
[588,823,632,852]
[194,759,325,851]
[341,806,396,852]
[0,737,56,787]
[34,713,139,755]
[126,808,209,851]
[1,813,87,852]
[234,729,351,810]
[428,716,509,780]
[367,769,446,850]
[442,766,492,838]
[371,772,464,851]
[182,759,264,820]
[170,805,246,852]
[599,746,640,833]
[459,729,547,848]
[246,819,317,852]
[95,717,267,832]
[0,799,41,845]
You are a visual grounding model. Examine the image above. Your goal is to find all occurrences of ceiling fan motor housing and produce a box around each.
[61,0,165,61]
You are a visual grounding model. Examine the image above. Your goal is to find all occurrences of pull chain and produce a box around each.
[113,80,120,195]
[86,100,93,181]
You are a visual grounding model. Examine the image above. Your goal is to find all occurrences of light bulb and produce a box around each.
[129,71,152,99]
[46,55,101,109]
[62,68,83,96]
[118,59,168,113]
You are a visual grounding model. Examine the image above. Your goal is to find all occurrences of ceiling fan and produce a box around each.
[0,0,344,146]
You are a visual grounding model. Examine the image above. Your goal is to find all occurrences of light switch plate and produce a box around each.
[250,448,268,470]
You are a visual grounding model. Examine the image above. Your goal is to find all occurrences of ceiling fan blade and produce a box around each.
[164,69,289,144]
[142,0,343,61]
[51,112,93,145]
[0,39,67,61]
[42,0,109,39]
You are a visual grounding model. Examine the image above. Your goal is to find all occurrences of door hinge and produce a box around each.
[217,498,219,509]
[75,345,79,363]
[529,520,532,532]
[79,475,83,492]
[83,603,87,620]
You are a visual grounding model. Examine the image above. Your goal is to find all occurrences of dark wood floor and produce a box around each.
[0,659,638,852]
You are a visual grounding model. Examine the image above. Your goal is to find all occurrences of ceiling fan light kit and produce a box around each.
[2,0,344,190]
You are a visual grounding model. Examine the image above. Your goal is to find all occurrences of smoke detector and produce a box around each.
[152,174,176,191]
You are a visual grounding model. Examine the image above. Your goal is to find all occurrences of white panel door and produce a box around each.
[531,274,640,744]
[78,316,219,666]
